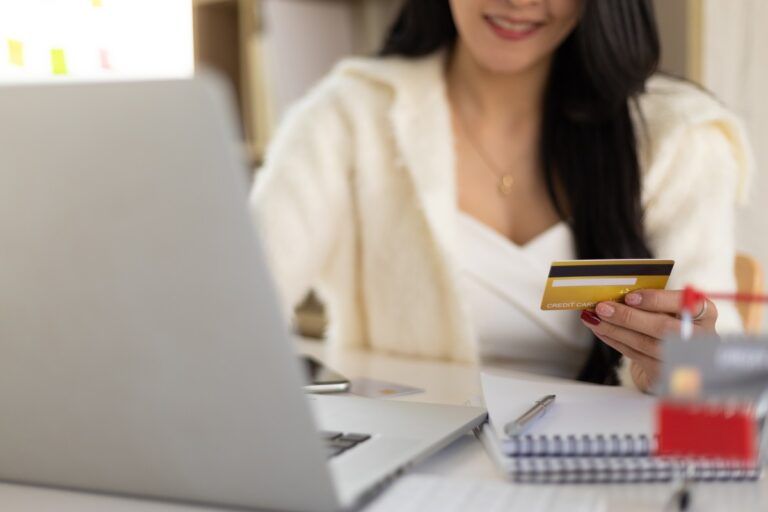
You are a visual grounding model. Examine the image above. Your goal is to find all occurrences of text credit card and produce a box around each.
[540,259,674,311]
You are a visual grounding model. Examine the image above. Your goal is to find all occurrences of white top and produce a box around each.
[252,50,749,368]
[457,213,592,379]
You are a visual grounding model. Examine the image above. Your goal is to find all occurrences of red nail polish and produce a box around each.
[581,310,601,326]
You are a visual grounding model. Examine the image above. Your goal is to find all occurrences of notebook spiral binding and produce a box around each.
[508,456,762,484]
[501,434,762,483]
[502,433,656,457]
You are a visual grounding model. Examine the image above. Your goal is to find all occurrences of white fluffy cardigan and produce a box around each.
[251,51,752,374]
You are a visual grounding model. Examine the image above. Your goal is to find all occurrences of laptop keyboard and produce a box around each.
[321,431,371,458]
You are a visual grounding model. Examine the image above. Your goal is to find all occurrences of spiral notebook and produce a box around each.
[480,372,762,483]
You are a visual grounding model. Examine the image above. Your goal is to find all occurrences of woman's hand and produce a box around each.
[580,289,718,392]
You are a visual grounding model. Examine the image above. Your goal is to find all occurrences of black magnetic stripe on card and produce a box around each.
[548,264,674,278]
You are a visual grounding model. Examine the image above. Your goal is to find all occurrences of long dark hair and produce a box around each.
[381,0,660,384]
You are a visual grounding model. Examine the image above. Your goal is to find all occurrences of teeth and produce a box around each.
[490,16,535,32]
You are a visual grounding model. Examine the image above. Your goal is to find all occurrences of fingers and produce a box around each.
[693,299,718,327]
[624,290,718,325]
[591,302,680,340]
[623,289,683,314]
[594,333,660,391]
[581,310,662,359]
[592,332,659,374]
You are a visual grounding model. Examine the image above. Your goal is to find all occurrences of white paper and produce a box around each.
[364,474,605,512]
[481,372,657,439]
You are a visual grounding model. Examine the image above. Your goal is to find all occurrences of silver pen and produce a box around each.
[504,394,556,437]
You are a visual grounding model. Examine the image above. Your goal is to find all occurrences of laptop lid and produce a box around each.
[0,76,339,512]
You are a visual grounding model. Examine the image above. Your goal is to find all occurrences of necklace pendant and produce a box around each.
[498,175,514,196]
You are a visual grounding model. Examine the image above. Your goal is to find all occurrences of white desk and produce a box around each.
[303,340,768,512]
[2,338,767,511]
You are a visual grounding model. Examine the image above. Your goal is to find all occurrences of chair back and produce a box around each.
[735,253,764,333]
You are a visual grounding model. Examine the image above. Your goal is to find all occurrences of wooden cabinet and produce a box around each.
[652,0,702,81]
[193,0,401,167]
[194,0,270,167]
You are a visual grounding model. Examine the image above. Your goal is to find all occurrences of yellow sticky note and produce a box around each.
[51,49,68,76]
[8,39,24,66]
[92,0,103,7]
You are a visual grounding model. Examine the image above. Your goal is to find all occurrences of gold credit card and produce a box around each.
[540,259,674,311]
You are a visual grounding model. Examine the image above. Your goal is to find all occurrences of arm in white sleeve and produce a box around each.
[619,121,751,389]
[250,83,353,312]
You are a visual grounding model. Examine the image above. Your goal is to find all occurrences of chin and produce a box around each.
[475,49,547,76]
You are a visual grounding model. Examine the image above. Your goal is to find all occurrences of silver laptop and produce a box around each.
[0,76,486,511]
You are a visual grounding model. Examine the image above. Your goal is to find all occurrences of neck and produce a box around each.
[447,41,551,130]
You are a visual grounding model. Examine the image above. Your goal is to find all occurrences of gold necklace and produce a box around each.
[454,105,515,196]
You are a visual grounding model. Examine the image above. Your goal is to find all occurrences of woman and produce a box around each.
[251,0,751,391]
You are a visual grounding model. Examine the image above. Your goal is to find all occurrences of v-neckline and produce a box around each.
[458,211,567,252]
[456,211,585,348]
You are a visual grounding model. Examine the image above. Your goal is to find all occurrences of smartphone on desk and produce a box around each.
[301,355,350,393]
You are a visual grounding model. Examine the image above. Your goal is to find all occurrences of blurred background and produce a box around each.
[1,0,765,331]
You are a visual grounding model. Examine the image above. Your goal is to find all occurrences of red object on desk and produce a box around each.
[659,285,766,463]
[656,401,758,463]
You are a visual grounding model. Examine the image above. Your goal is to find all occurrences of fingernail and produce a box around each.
[625,293,642,306]
[596,303,615,317]
[580,310,601,326]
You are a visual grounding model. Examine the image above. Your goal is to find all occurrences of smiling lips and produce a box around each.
[485,14,542,41]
